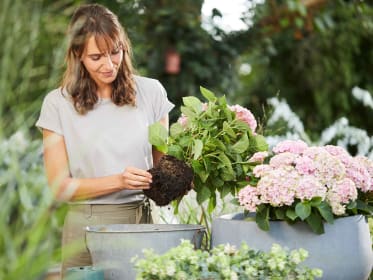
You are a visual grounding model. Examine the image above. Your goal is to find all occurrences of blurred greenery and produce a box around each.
[238,0,373,138]
[1,0,373,278]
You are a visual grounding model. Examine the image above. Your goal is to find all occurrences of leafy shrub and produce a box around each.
[0,130,66,279]
[134,240,322,280]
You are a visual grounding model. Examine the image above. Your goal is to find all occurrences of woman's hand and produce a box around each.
[121,166,152,190]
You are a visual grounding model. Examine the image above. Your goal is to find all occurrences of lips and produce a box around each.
[101,71,115,77]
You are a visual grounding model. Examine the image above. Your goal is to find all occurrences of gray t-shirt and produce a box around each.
[36,75,174,204]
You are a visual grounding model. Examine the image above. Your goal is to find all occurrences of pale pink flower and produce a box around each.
[253,164,272,177]
[295,175,326,201]
[228,104,257,133]
[256,166,299,207]
[249,151,269,163]
[177,114,188,127]
[356,155,373,191]
[269,152,297,168]
[272,140,308,155]
[327,178,357,215]
[294,156,316,175]
[238,186,260,212]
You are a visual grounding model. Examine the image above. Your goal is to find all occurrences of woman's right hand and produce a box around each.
[121,166,152,190]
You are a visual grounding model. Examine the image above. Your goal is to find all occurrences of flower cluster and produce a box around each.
[238,139,373,233]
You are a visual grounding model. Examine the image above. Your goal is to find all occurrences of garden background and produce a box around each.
[1,0,372,279]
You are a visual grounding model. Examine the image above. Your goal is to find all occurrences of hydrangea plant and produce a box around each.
[149,87,268,212]
[238,139,373,234]
[133,240,322,280]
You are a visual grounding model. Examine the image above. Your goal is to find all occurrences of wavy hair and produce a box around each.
[61,4,136,114]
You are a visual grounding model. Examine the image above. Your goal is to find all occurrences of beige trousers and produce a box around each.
[61,201,152,279]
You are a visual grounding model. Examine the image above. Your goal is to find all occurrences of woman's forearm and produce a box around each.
[57,174,123,201]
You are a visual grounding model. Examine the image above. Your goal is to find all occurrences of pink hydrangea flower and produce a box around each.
[177,114,188,127]
[294,156,316,175]
[269,152,297,168]
[228,104,257,134]
[238,186,260,212]
[356,155,373,191]
[253,164,272,177]
[295,175,326,201]
[272,140,308,155]
[237,139,373,219]
[249,151,269,163]
[256,166,299,207]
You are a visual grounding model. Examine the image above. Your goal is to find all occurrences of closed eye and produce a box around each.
[88,54,101,61]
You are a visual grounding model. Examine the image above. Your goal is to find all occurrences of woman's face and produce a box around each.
[81,36,123,89]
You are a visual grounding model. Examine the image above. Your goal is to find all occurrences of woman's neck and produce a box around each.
[97,85,112,99]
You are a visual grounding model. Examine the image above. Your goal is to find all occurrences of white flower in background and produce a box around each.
[352,86,373,109]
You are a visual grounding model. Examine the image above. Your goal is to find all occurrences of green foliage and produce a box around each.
[134,239,322,280]
[0,0,79,137]
[0,130,66,279]
[240,0,373,137]
[149,88,268,213]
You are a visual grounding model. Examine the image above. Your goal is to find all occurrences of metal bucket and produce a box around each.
[85,224,206,280]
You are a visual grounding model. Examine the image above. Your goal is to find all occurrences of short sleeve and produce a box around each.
[152,80,174,123]
[35,90,63,135]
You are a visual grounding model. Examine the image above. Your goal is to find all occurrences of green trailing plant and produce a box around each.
[133,240,322,280]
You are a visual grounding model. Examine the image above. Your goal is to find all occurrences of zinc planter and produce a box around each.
[85,224,205,280]
[211,213,373,280]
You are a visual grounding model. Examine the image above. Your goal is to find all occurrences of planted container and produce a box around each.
[211,213,373,280]
[86,224,205,280]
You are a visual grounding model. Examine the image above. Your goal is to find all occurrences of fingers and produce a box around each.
[121,166,152,190]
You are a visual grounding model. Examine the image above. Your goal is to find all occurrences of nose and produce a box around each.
[103,54,114,69]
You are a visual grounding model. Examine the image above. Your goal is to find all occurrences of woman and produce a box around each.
[36,3,174,277]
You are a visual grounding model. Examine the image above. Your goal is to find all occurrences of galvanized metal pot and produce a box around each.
[86,224,206,280]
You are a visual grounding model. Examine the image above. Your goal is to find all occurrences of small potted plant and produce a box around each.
[148,87,268,220]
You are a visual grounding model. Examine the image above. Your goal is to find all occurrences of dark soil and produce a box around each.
[144,155,194,206]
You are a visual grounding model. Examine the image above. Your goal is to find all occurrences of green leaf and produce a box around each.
[356,200,373,215]
[191,161,209,183]
[207,192,217,213]
[310,197,323,206]
[148,122,168,153]
[182,96,202,113]
[286,209,298,221]
[168,145,183,159]
[223,121,236,138]
[232,133,249,154]
[200,86,217,102]
[192,139,203,160]
[210,176,224,188]
[170,122,184,137]
[249,134,268,153]
[316,201,334,224]
[275,208,285,220]
[196,186,211,204]
[256,205,270,231]
[305,211,325,234]
[295,202,311,220]
[180,106,196,119]
[220,184,232,198]
[218,95,227,107]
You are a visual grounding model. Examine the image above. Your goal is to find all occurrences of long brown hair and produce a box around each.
[61,4,136,114]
